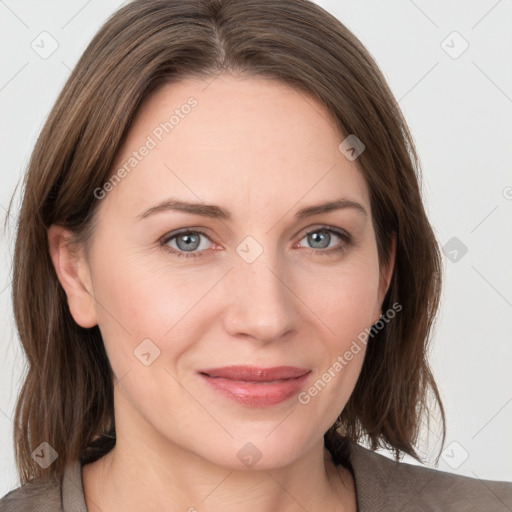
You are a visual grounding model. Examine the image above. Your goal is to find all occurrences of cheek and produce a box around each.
[90,229,381,374]
[298,253,381,340]
[293,254,379,400]
[84,232,380,465]
[88,247,221,375]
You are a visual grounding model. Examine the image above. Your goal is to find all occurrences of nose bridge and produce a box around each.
[224,237,297,342]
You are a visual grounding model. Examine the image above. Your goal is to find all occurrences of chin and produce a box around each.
[197,431,318,471]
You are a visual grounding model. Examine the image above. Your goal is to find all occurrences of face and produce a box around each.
[51,73,394,470]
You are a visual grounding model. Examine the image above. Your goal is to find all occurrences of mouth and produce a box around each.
[197,365,312,407]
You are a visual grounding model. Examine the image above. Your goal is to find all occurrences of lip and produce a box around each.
[198,365,312,407]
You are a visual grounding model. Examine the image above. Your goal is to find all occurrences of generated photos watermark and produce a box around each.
[93,96,198,200]
[297,301,402,405]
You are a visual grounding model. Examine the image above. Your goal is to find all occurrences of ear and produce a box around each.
[374,231,397,323]
[47,225,98,328]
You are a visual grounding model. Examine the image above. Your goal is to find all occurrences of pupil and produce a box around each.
[178,233,199,251]
[310,231,329,249]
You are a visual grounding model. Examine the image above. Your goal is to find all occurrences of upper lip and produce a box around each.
[198,365,311,381]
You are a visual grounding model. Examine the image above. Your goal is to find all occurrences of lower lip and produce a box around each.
[199,372,311,407]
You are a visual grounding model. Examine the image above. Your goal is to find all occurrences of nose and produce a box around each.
[222,248,298,344]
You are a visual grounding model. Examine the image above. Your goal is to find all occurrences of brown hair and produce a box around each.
[7,0,445,484]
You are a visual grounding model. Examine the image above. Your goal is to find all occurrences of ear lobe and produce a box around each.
[47,225,98,328]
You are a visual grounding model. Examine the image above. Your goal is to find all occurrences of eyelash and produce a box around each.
[159,226,352,259]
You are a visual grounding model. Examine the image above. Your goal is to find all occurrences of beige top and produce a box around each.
[1,441,511,511]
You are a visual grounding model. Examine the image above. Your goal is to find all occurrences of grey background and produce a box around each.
[1,0,511,495]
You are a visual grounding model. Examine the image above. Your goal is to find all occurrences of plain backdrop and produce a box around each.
[1,0,511,496]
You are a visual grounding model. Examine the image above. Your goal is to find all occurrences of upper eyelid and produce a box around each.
[301,226,349,238]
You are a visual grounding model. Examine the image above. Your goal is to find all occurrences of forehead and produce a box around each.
[105,73,370,219]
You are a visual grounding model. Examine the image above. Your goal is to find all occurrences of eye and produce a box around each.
[159,226,351,259]
[159,229,213,258]
[296,226,351,255]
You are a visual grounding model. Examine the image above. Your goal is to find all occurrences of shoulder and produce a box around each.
[0,459,87,512]
[0,459,85,512]
[346,441,512,512]
[0,477,61,512]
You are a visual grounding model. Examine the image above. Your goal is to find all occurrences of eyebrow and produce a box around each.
[136,197,367,221]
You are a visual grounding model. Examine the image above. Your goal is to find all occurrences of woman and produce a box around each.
[1,0,510,510]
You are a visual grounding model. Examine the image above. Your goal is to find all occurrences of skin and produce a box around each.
[48,72,395,512]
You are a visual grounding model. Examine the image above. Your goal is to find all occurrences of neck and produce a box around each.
[85,431,356,512]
